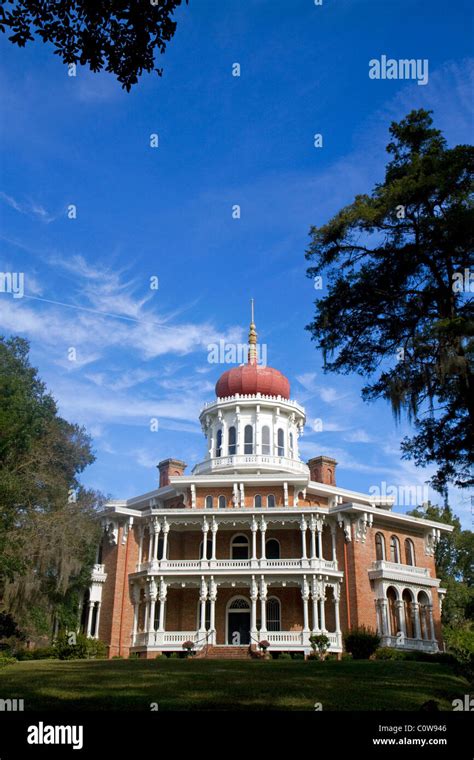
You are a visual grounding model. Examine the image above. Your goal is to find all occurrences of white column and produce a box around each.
[152,519,160,562]
[199,576,208,633]
[260,516,267,563]
[310,516,317,560]
[259,577,267,635]
[250,576,258,639]
[330,525,337,564]
[148,579,157,635]
[94,602,102,639]
[395,600,406,636]
[211,518,218,563]
[300,516,308,560]
[158,578,167,632]
[86,600,94,637]
[428,604,435,641]
[147,525,154,562]
[132,600,139,644]
[251,517,258,563]
[137,527,144,566]
[334,587,341,636]
[319,585,326,632]
[201,518,209,561]
[302,576,310,632]
[317,519,323,559]
[311,577,320,632]
[209,578,217,644]
[161,520,169,564]
[380,599,389,636]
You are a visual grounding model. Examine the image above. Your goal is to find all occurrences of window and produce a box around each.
[254,494,262,509]
[289,432,294,457]
[266,597,281,631]
[216,429,222,457]
[261,425,270,455]
[244,425,253,454]
[218,494,226,509]
[228,426,236,455]
[266,539,280,559]
[390,535,401,563]
[405,538,415,566]
[199,538,213,560]
[231,534,249,560]
[277,428,285,456]
[267,494,276,508]
[375,532,385,561]
[205,495,214,509]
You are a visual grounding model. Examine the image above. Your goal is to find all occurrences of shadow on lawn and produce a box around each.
[0,659,468,711]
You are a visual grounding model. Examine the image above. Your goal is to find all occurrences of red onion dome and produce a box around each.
[216,363,290,399]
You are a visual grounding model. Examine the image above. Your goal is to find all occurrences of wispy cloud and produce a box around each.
[0,191,57,223]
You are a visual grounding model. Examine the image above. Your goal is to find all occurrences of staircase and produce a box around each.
[196,645,252,660]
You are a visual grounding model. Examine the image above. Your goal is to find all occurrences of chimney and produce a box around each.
[307,456,337,486]
[158,458,187,488]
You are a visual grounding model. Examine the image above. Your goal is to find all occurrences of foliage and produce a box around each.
[278,652,292,660]
[407,502,473,625]
[0,0,188,90]
[16,646,55,661]
[53,632,107,660]
[343,627,380,660]
[374,647,406,660]
[309,633,330,660]
[0,653,17,668]
[258,640,270,651]
[306,109,474,493]
[0,336,103,641]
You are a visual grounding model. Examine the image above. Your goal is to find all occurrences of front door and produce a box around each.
[227,612,251,645]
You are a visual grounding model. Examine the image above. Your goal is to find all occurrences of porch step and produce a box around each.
[196,645,252,660]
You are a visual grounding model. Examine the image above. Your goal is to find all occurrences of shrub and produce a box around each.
[278,652,292,660]
[309,634,330,660]
[374,647,405,661]
[16,646,55,661]
[169,652,180,659]
[111,655,124,660]
[344,627,380,660]
[0,654,17,668]
[53,632,107,660]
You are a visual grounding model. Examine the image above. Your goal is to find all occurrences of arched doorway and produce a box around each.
[402,589,415,638]
[386,587,399,636]
[226,597,251,645]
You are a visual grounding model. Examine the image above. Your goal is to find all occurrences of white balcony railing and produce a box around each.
[371,560,430,578]
[135,557,339,574]
[192,453,309,476]
[133,630,342,651]
[380,635,438,653]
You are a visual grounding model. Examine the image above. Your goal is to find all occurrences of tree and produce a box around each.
[305,109,474,493]
[406,502,473,626]
[0,336,103,639]
[0,0,188,90]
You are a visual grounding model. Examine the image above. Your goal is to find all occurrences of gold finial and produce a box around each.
[248,298,257,365]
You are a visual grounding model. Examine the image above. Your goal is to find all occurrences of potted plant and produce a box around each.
[258,640,271,659]
[308,634,330,661]
[182,640,195,658]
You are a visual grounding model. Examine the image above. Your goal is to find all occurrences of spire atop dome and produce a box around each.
[248,298,257,365]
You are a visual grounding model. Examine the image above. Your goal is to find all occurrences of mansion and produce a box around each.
[86,314,452,658]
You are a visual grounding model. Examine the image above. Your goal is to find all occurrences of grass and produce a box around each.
[0,658,469,711]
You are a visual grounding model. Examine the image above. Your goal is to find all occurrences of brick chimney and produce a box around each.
[158,458,187,488]
[307,456,337,486]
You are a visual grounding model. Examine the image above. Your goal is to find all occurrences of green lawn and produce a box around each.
[0,659,468,711]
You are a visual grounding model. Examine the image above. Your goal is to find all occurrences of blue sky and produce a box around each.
[0,0,472,527]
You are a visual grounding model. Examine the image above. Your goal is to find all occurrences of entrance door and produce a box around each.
[227,612,251,645]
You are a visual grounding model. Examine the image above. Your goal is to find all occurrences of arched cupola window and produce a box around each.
[277,428,285,456]
[244,425,253,455]
[216,429,222,458]
[228,426,236,456]
[262,426,270,455]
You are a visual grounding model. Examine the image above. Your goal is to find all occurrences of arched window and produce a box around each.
[218,494,226,509]
[277,428,285,456]
[289,432,294,457]
[403,589,415,638]
[375,532,385,561]
[261,425,271,455]
[390,535,400,563]
[228,426,236,455]
[205,495,214,509]
[267,494,276,508]
[266,539,280,559]
[231,534,249,560]
[405,538,415,566]
[199,538,213,560]
[254,494,262,509]
[266,597,281,631]
[244,425,253,454]
[216,429,222,457]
